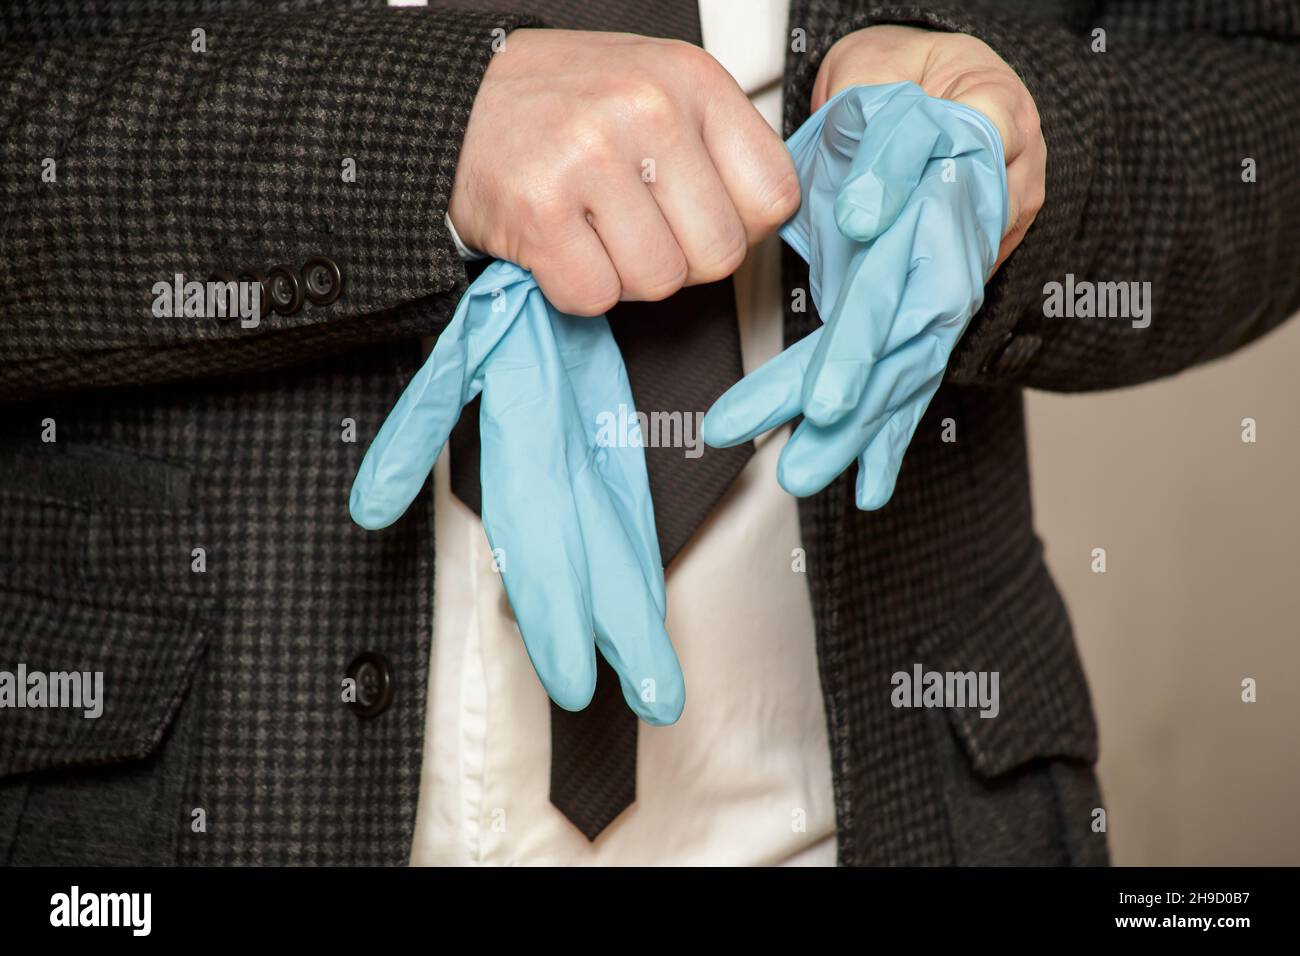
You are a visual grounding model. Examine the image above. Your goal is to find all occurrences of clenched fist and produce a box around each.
[448,29,800,315]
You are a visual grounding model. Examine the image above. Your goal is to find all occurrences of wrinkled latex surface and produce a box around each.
[349,260,683,725]
[702,82,1009,510]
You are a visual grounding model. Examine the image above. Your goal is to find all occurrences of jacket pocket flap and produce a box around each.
[0,574,216,778]
[923,553,1098,779]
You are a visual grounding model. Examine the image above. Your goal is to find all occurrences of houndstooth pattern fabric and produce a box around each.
[785,0,1300,391]
[0,0,535,866]
[0,342,437,865]
[1,0,1298,866]
[782,0,1300,864]
[0,0,539,397]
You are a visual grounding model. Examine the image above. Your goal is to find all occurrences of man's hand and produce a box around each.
[814,25,1044,271]
[449,29,800,316]
[704,83,1009,508]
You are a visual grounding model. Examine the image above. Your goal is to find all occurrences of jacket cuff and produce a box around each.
[302,10,539,323]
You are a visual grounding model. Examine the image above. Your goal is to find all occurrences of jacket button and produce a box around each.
[237,268,272,323]
[266,264,304,315]
[302,256,342,306]
[208,271,239,322]
[345,651,394,718]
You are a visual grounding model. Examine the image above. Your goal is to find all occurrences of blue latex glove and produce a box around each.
[702,82,1008,509]
[350,260,683,726]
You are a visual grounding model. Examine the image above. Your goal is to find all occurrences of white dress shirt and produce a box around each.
[407,0,837,865]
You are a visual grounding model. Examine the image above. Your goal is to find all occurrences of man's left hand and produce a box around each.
[814,24,1044,272]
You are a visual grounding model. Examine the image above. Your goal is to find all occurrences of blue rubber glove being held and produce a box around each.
[703,82,1009,509]
[349,261,683,726]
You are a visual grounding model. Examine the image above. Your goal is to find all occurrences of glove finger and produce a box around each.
[571,457,686,726]
[348,262,530,530]
[854,384,938,511]
[702,329,822,448]
[832,84,942,242]
[779,85,879,270]
[780,82,925,311]
[349,313,471,531]
[802,164,992,429]
[479,292,597,712]
[777,335,949,498]
[800,225,911,427]
[547,307,682,722]
[551,309,667,617]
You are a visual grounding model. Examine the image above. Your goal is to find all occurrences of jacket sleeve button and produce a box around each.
[302,256,343,306]
[236,268,272,323]
[266,264,304,315]
[208,271,239,322]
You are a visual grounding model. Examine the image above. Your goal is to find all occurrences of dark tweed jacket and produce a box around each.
[1,0,1297,865]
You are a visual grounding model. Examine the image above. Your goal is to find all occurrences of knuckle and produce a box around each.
[626,256,689,301]
[582,286,622,316]
[1018,95,1044,139]
[759,163,802,227]
[563,116,617,166]
[1027,181,1045,216]
[559,270,621,316]
[618,78,677,130]
[549,288,610,317]
[662,38,713,77]
[516,178,571,240]
[690,227,747,282]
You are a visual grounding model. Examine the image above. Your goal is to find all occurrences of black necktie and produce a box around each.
[440,0,755,841]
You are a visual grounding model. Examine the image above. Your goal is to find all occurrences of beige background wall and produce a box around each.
[1025,314,1300,865]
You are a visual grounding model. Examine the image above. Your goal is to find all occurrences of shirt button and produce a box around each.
[345,651,394,718]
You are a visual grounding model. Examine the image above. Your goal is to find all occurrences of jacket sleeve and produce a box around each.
[0,4,537,402]
[787,1,1300,392]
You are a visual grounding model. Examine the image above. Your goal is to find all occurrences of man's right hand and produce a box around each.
[448,29,800,316]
